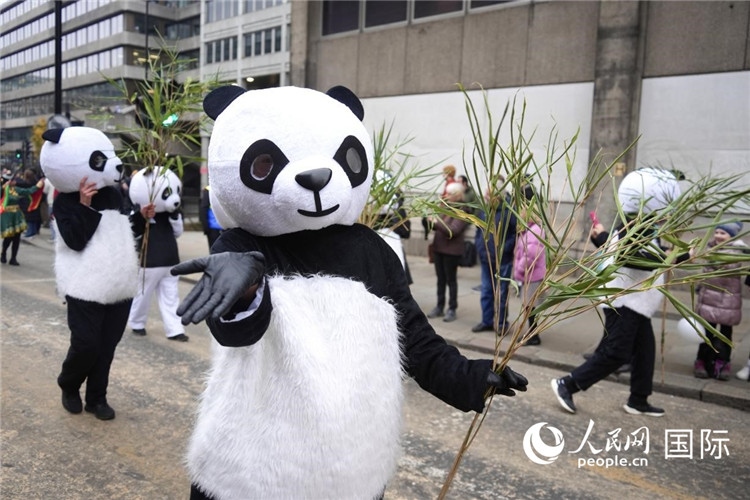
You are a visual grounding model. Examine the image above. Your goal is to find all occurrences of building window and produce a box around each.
[470,0,511,8]
[274,26,282,52]
[322,0,359,35]
[413,0,463,19]
[365,0,407,28]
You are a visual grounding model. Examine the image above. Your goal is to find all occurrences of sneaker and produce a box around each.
[693,359,709,379]
[471,322,494,333]
[715,361,730,381]
[426,307,443,318]
[550,378,576,414]
[736,364,750,381]
[132,328,147,336]
[168,333,189,342]
[623,401,664,417]
[85,402,115,420]
[443,309,456,322]
[61,390,82,414]
[525,335,541,346]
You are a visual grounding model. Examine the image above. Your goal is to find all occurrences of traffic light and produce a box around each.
[22,140,31,161]
[15,149,22,159]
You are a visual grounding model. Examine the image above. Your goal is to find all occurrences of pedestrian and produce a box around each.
[18,169,44,239]
[440,164,458,197]
[40,126,140,421]
[472,178,517,333]
[199,184,223,250]
[692,221,746,380]
[1,171,44,265]
[128,168,188,342]
[43,177,58,242]
[551,167,690,417]
[458,175,478,214]
[426,182,469,322]
[514,200,546,345]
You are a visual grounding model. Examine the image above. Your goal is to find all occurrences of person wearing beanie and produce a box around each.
[693,221,746,381]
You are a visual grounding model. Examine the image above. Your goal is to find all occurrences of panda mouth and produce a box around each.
[298,205,339,218]
[297,191,339,217]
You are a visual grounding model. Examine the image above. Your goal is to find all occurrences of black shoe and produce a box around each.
[85,402,116,420]
[471,322,494,333]
[168,333,189,342]
[8,259,19,266]
[426,307,443,318]
[131,328,147,336]
[61,390,82,414]
[443,309,456,322]
[0,254,5,264]
[583,352,593,360]
[471,285,482,292]
[551,378,576,414]
[623,401,664,417]
[525,335,541,346]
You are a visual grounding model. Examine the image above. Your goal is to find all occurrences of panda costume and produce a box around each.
[171,86,528,500]
[551,167,690,417]
[40,126,139,421]
[127,168,188,341]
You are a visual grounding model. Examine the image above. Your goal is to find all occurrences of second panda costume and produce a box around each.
[127,168,188,341]
[172,86,528,500]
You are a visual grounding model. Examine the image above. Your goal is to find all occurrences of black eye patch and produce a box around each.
[240,139,289,194]
[161,186,173,200]
[333,136,368,188]
[89,151,107,172]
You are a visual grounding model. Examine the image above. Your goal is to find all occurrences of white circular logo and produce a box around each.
[523,422,565,465]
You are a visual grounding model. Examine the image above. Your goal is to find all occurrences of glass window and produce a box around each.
[274,26,281,52]
[101,18,110,37]
[254,31,262,56]
[263,29,272,54]
[232,36,237,60]
[414,0,463,19]
[244,33,253,57]
[223,38,230,60]
[470,0,510,7]
[365,0,407,28]
[244,0,255,13]
[322,0,359,35]
[206,42,213,64]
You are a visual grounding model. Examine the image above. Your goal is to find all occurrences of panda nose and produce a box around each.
[173,201,180,209]
[295,168,332,192]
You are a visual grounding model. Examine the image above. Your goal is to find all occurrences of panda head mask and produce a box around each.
[128,168,182,213]
[40,126,123,193]
[617,167,681,216]
[204,85,373,237]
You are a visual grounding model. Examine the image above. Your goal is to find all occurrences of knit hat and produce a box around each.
[716,221,743,238]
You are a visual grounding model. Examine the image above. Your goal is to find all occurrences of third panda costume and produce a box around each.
[172,86,528,500]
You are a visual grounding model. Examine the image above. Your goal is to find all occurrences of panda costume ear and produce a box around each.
[42,128,65,143]
[204,86,247,120]
[326,86,364,121]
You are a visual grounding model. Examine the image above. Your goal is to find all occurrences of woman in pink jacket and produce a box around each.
[514,206,547,345]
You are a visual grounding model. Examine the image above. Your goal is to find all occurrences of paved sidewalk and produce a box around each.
[24,229,750,410]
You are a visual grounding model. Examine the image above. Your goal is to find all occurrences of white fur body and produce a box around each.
[606,268,665,318]
[53,210,139,303]
[188,275,405,500]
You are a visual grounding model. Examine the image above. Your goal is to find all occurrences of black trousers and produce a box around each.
[433,252,461,310]
[571,306,655,401]
[697,323,733,365]
[57,296,131,405]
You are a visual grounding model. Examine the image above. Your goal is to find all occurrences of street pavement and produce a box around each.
[24,228,750,411]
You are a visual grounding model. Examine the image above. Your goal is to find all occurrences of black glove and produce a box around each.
[171,251,265,325]
[486,365,528,397]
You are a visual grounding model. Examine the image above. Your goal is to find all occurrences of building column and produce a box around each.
[586,1,645,228]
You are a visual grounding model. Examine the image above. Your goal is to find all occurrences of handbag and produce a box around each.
[459,240,477,268]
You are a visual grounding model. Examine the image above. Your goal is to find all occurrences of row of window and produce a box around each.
[205,26,284,64]
[322,0,512,35]
[0,81,124,121]
[1,15,125,74]
[205,0,285,24]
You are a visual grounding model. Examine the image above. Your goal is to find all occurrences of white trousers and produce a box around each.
[128,266,184,338]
